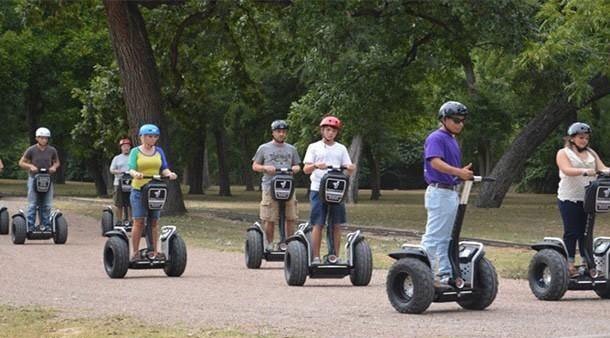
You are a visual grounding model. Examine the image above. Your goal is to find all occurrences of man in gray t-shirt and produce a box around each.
[18,127,61,230]
[252,120,301,251]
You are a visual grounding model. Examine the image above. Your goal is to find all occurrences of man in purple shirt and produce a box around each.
[422,101,473,285]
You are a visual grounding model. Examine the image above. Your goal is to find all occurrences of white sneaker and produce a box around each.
[312,257,321,264]
[265,244,274,252]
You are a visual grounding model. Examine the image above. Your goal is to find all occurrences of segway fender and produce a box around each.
[160,225,177,241]
[247,222,264,235]
[104,228,128,242]
[0,206,6,213]
[532,238,568,257]
[388,246,431,267]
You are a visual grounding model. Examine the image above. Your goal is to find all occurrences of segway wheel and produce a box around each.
[164,234,187,277]
[245,230,263,269]
[11,215,27,244]
[457,257,498,310]
[101,210,113,236]
[104,236,129,278]
[386,258,434,314]
[528,249,568,301]
[53,215,68,244]
[349,239,373,286]
[284,240,308,286]
[0,209,8,234]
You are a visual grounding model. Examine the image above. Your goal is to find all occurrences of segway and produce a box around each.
[386,176,498,314]
[284,165,373,286]
[11,168,68,245]
[528,172,610,300]
[245,168,294,269]
[0,205,9,235]
[101,172,133,235]
[103,175,187,278]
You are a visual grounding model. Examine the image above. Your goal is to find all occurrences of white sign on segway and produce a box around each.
[595,187,610,212]
[323,177,347,203]
[147,188,167,210]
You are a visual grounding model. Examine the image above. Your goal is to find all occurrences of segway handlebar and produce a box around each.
[472,176,496,182]
[275,167,293,175]
[596,170,610,178]
[325,165,348,171]
[141,175,170,180]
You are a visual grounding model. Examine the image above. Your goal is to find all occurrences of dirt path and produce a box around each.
[1,197,609,338]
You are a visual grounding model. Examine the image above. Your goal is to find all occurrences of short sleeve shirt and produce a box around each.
[252,141,301,191]
[423,129,461,185]
[110,153,130,186]
[128,146,169,190]
[303,140,352,191]
[23,145,59,177]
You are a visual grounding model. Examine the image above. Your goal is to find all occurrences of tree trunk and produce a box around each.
[477,75,610,208]
[203,147,210,189]
[213,126,231,196]
[240,131,255,191]
[346,134,363,204]
[366,144,381,200]
[104,0,186,214]
[187,131,205,194]
[87,156,108,197]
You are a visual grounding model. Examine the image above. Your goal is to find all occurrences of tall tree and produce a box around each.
[103,0,186,214]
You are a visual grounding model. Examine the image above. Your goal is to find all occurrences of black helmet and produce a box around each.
[438,101,469,120]
[271,120,289,131]
[567,122,591,136]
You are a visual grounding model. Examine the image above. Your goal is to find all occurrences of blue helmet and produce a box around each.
[139,124,160,136]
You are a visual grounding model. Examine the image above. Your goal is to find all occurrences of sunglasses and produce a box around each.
[450,117,466,124]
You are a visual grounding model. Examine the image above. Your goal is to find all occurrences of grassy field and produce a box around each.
[0,305,269,338]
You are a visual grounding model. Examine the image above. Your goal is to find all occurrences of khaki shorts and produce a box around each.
[260,190,298,223]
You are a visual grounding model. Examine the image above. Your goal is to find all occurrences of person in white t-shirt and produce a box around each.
[303,116,356,264]
[556,122,609,277]
[109,138,132,223]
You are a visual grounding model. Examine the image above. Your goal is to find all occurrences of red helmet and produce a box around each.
[119,138,132,147]
[319,116,342,129]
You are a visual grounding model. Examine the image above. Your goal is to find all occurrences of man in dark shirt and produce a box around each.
[18,127,60,231]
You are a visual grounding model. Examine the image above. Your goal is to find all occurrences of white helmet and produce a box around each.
[35,127,51,137]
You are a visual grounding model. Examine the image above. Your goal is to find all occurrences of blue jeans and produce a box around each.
[309,191,346,226]
[421,186,459,277]
[130,189,160,220]
[27,176,53,230]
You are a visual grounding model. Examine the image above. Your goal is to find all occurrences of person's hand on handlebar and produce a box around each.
[166,172,178,180]
[29,165,39,173]
[131,170,144,179]
[263,165,276,175]
[582,168,597,177]
[456,163,474,181]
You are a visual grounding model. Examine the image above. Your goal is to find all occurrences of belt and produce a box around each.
[429,182,458,191]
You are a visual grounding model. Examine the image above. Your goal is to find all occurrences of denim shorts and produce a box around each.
[309,191,346,226]
[130,189,161,219]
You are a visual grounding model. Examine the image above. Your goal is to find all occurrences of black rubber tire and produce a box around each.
[386,258,434,314]
[284,240,308,286]
[103,236,129,278]
[53,215,68,244]
[11,215,27,245]
[349,239,373,286]
[528,249,568,301]
[594,282,610,299]
[101,210,113,236]
[0,209,9,234]
[164,234,188,277]
[457,257,498,310]
[245,230,263,269]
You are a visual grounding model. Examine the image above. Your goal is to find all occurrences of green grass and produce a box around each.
[0,305,269,338]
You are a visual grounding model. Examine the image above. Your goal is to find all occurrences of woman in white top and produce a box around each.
[556,122,609,277]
